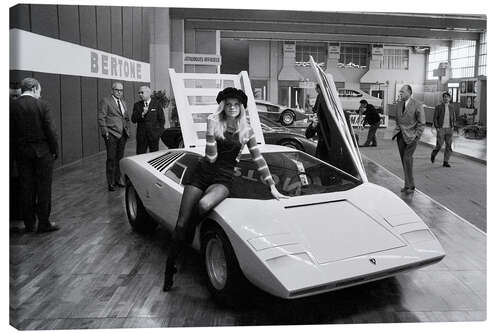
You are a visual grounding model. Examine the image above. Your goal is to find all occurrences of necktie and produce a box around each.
[145,101,148,108]
[402,102,406,114]
[117,99,123,115]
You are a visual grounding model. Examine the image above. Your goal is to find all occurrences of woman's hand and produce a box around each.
[270,184,289,200]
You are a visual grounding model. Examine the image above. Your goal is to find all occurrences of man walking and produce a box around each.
[359,99,381,147]
[131,86,165,154]
[431,92,458,167]
[392,85,425,194]
[10,78,60,233]
[98,82,130,191]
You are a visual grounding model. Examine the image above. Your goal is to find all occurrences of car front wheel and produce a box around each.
[125,179,157,233]
[202,224,245,302]
[280,110,295,126]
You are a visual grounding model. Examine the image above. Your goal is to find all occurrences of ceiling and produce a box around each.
[171,8,486,46]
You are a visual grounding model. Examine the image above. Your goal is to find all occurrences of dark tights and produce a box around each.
[164,184,230,288]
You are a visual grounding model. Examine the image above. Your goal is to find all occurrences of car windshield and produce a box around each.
[230,151,362,199]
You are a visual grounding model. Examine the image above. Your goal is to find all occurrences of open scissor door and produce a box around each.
[168,69,264,148]
[309,57,368,183]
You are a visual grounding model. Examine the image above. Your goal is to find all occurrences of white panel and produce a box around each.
[10,29,150,82]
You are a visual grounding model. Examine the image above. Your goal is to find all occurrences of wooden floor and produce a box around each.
[9,145,486,329]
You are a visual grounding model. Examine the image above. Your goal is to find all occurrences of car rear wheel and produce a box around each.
[280,110,295,126]
[125,179,157,234]
[278,139,304,152]
[202,224,245,302]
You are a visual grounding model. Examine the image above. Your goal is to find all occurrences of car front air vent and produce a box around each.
[148,151,184,173]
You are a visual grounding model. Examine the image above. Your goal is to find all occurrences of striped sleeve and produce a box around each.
[246,128,275,186]
[205,119,218,163]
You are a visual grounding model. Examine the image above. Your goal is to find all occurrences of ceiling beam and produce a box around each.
[220,31,450,47]
[172,8,486,31]
[186,19,480,41]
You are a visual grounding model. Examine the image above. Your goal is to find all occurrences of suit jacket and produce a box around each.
[10,95,59,159]
[98,96,130,139]
[393,97,426,144]
[433,102,459,128]
[131,98,165,139]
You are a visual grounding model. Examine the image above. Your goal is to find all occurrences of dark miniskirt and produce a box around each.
[184,158,234,192]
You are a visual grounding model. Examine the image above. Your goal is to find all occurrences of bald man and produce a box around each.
[131,86,165,154]
[392,84,425,194]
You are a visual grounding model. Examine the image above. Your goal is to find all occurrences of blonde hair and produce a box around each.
[210,101,250,145]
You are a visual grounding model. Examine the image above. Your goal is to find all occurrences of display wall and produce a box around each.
[10,4,152,167]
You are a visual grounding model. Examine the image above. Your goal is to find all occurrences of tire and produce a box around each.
[202,224,245,302]
[280,110,295,126]
[278,139,304,152]
[125,179,157,234]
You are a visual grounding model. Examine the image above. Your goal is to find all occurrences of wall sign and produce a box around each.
[183,53,221,65]
[10,29,150,82]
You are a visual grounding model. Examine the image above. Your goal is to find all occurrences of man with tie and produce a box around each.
[431,92,459,167]
[131,86,165,154]
[392,84,425,194]
[98,82,130,191]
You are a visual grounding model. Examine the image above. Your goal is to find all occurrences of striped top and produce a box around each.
[205,126,275,186]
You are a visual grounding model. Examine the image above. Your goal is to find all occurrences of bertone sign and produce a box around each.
[10,29,150,82]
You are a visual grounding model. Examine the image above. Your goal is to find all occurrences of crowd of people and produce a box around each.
[10,77,459,292]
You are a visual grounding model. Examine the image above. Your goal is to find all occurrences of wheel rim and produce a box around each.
[205,236,228,290]
[282,113,294,125]
[126,185,137,221]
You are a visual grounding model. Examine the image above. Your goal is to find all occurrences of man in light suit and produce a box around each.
[431,92,459,167]
[392,85,425,194]
[98,82,130,191]
[131,86,165,154]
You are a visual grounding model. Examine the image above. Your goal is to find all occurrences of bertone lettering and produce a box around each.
[90,51,143,79]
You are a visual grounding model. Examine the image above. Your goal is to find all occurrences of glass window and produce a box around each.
[165,154,202,184]
[230,151,361,199]
[295,43,326,65]
[383,47,409,70]
[450,40,476,78]
[478,32,487,76]
[339,45,368,68]
[426,46,449,80]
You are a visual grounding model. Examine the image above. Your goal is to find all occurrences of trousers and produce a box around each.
[105,133,127,186]
[432,127,453,162]
[396,133,418,189]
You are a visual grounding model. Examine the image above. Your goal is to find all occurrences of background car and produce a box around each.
[256,99,310,126]
[337,88,383,112]
[160,114,317,156]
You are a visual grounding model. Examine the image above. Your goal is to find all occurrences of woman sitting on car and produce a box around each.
[163,87,288,291]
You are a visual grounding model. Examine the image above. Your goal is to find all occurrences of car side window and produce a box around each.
[268,105,280,113]
[165,153,202,185]
[256,104,267,112]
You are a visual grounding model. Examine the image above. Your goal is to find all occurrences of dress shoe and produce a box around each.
[115,182,126,188]
[163,266,178,292]
[443,162,451,168]
[37,222,60,233]
[108,184,116,191]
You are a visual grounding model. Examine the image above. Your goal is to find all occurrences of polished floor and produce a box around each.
[9,145,486,329]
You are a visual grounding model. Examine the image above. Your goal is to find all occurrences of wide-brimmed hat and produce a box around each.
[216,87,248,108]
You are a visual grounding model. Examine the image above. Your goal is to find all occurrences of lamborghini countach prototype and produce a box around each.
[120,60,445,299]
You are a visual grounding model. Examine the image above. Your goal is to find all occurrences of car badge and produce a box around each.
[369,258,377,265]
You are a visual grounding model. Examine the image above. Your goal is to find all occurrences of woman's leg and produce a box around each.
[164,185,204,291]
[198,184,230,216]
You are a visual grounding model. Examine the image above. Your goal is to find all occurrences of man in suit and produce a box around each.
[98,82,130,191]
[10,78,60,233]
[131,86,165,154]
[392,84,426,194]
[431,92,459,167]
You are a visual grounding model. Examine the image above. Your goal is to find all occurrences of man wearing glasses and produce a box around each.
[98,82,130,191]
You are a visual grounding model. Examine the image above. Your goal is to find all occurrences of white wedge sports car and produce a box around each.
[120,60,445,300]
